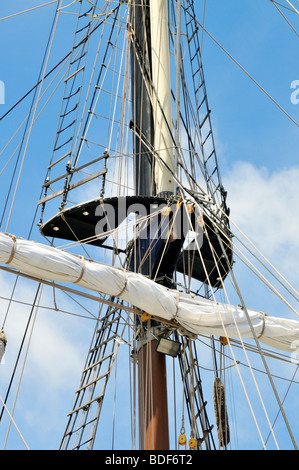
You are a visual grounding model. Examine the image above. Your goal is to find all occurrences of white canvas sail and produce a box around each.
[0,231,298,353]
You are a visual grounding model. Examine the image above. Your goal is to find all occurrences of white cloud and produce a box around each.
[223,161,299,280]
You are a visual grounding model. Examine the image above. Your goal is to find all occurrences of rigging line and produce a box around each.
[0,284,42,423]
[182,160,299,303]
[182,5,224,202]
[112,350,117,450]
[224,231,299,315]
[59,289,99,320]
[206,212,298,450]
[199,0,207,74]
[285,0,299,14]
[229,340,299,372]
[270,0,299,37]
[204,202,299,305]
[57,0,79,10]
[197,201,299,312]
[57,8,102,173]
[0,265,177,329]
[209,215,294,349]
[151,204,183,281]
[205,255,279,450]
[3,285,44,449]
[0,56,68,167]
[107,12,128,152]
[197,336,299,380]
[54,207,165,250]
[146,118,298,309]
[0,0,59,21]
[265,364,299,446]
[189,14,299,128]
[3,6,62,234]
[67,4,122,173]
[180,194,273,449]
[47,1,90,171]
[0,395,29,450]
[0,2,122,123]
[0,294,99,322]
[1,271,19,331]
[0,3,63,229]
[272,0,299,12]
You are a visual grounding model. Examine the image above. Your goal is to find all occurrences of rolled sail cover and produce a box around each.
[0,232,299,353]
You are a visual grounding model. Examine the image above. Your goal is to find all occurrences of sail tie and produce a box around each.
[257,311,266,340]
[116,270,128,298]
[5,233,17,265]
[174,290,180,320]
[74,255,85,284]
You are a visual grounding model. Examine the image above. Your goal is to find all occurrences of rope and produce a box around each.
[0,395,29,450]
[4,3,63,233]
[189,14,299,128]
[0,0,59,22]
[180,195,273,448]
[270,0,299,37]
[271,0,299,12]
[3,285,44,449]
[285,0,299,14]
[5,234,16,265]
[74,255,85,284]
[197,199,297,449]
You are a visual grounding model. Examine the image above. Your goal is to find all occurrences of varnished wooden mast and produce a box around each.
[130,0,174,450]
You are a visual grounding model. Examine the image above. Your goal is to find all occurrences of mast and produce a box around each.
[150,0,175,197]
[130,0,175,450]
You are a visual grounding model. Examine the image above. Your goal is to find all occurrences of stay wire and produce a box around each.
[0,3,62,229]
[270,0,299,37]
[0,284,42,422]
[0,1,59,22]
[0,3,121,123]
[186,10,299,128]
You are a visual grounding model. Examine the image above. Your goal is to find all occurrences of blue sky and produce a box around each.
[0,0,298,451]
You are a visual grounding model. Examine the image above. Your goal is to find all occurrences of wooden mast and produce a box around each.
[130,0,174,450]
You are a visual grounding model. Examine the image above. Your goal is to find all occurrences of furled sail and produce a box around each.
[0,232,298,353]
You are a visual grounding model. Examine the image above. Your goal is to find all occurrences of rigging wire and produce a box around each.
[0,0,298,452]
[285,0,299,14]
[0,284,42,423]
[0,57,72,189]
[265,364,299,446]
[197,336,299,383]
[0,3,122,123]
[3,285,44,449]
[125,103,299,312]
[270,0,299,37]
[186,11,299,128]
[0,2,63,229]
[137,111,299,309]
[271,0,299,12]
[0,0,59,22]
[192,197,297,449]
[2,3,63,233]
